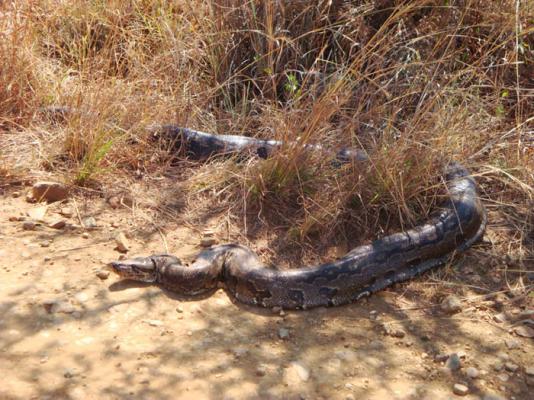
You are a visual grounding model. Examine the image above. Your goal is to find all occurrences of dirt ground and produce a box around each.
[0,184,532,400]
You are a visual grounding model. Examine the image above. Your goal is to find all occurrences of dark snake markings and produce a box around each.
[111,126,487,309]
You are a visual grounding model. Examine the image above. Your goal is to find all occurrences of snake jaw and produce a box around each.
[110,256,158,283]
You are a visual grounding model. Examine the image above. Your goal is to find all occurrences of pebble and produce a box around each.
[82,232,90,239]
[278,328,290,339]
[200,237,217,247]
[114,232,129,253]
[497,373,509,382]
[483,394,506,400]
[48,219,66,229]
[453,383,469,396]
[446,353,462,371]
[22,221,37,230]
[81,217,97,229]
[525,366,534,376]
[60,207,73,217]
[504,362,518,372]
[441,295,463,314]
[27,205,48,221]
[96,270,110,280]
[233,347,248,358]
[255,364,267,377]
[32,181,69,203]
[288,361,310,382]
[12,191,21,198]
[176,305,184,313]
[504,339,520,349]
[145,319,164,327]
[493,361,504,371]
[494,313,507,323]
[512,325,534,338]
[40,241,51,248]
[466,367,479,378]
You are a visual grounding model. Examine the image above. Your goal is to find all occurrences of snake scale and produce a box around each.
[111,126,487,309]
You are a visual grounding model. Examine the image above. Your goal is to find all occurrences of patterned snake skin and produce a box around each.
[111,126,487,309]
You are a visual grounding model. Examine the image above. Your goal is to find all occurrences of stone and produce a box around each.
[497,373,509,382]
[32,181,69,203]
[493,361,504,371]
[525,366,534,376]
[12,191,21,198]
[288,361,310,382]
[200,237,217,247]
[504,362,518,372]
[482,394,506,400]
[83,217,98,229]
[452,383,469,396]
[96,270,110,280]
[504,339,520,349]
[494,313,507,323]
[441,295,462,314]
[446,353,462,371]
[278,328,290,339]
[145,319,163,327]
[82,232,90,239]
[466,367,479,378]
[48,219,66,229]
[233,347,248,358]
[27,205,48,221]
[59,207,73,217]
[513,325,534,338]
[22,221,37,230]
[114,232,129,253]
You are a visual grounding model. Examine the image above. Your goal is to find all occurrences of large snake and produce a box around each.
[111,126,487,309]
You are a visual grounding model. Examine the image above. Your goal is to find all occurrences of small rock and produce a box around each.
[233,347,248,358]
[22,221,37,230]
[466,367,479,378]
[513,325,534,338]
[176,305,184,313]
[493,361,504,371]
[504,362,519,372]
[278,328,290,339]
[48,219,66,229]
[494,313,507,323]
[59,207,73,217]
[441,295,463,314]
[114,232,129,253]
[525,366,534,376]
[32,181,69,203]
[505,339,520,349]
[40,241,51,248]
[96,270,110,280]
[483,394,506,400]
[390,328,406,338]
[435,353,449,362]
[12,191,21,198]
[64,369,75,378]
[27,205,48,221]
[255,364,267,377]
[83,217,97,229]
[497,373,509,382]
[288,361,310,382]
[145,319,163,327]
[453,383,469,396]
[200,237,217,247]
[446,353,462,371]
[81,232,90,239]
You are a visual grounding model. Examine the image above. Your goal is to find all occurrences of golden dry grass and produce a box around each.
[0,1,532,272]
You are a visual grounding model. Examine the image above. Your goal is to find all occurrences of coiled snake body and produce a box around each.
[111,126,487,309]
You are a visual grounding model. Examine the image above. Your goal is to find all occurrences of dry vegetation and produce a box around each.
[0,0,532,268]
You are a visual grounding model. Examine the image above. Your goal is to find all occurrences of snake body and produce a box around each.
[111,126,487,309]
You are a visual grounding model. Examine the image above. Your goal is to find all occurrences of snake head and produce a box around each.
[110,254,181,283]
[110,256,158,283]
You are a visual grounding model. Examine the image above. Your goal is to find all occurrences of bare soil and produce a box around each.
[0,186,532,400]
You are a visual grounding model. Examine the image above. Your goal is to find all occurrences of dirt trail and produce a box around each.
[0,190,532,400]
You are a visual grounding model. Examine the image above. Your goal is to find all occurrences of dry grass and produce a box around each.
[0,1,532,275]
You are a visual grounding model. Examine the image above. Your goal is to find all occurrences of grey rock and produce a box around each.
[278,328,290,339]
[466,367,479,378]
[441,295,462,314]
[504,362,518,372]
[504,339,520,349]
[83,217,98,229]
[452,383,469,396]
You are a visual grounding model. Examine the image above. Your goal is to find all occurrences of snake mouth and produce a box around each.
[110,257,158,283]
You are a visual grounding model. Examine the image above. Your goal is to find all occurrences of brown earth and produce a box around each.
[0,184,532,400]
